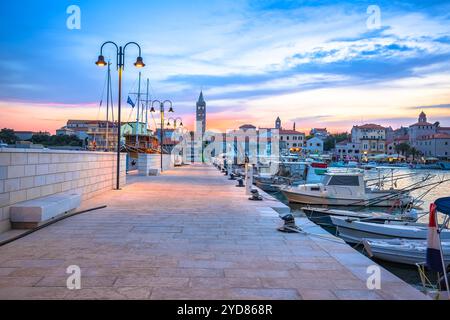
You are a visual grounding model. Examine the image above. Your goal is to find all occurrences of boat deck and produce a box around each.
[0,164,427,299]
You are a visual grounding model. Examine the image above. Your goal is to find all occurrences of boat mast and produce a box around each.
[135,72,142,147]
[145,78,149,134]
[105,62,111,151]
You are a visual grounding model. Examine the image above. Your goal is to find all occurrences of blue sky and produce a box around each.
[1,0,450,132]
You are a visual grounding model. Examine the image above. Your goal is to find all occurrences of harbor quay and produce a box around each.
[0,163,427,300]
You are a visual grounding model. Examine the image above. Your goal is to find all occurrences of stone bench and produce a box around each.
[10,193,81,229]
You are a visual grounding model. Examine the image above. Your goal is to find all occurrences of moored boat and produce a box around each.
[281,171,413,207]
[330,216,450,244]
[363,238,450,266]
[301,207,405,227]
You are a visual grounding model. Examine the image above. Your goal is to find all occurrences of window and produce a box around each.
[293,143,297,147]
[327,176,360,186]
[286,136,289,140]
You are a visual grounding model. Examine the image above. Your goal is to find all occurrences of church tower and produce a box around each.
[275,116,281,129]
[196,91,206,135]
[418,111,427,123]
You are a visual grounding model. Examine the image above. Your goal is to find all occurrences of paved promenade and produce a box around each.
[0,164,427,299]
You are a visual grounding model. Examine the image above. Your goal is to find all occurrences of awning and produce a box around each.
[435,197,450,216]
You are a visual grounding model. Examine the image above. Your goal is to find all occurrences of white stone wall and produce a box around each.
[0,148,126,233]
[137,154,175,175]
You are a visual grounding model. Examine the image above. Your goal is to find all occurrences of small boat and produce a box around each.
[363,238,450,266]
[281,171,413,207]
[330,216,450,244]
[361,161,377,170]
[330,161,359,168]
[438,162,450,171]
[301,207,405,228]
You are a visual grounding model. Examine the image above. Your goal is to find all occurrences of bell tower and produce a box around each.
[196,91,206,136]
[275,116,281,129]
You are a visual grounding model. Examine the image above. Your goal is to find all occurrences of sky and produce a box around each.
[1,0,450,134]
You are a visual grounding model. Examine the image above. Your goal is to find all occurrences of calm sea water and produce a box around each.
[271,168,450,287]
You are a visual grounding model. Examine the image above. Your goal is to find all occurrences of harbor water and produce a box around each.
[272,167,450,287]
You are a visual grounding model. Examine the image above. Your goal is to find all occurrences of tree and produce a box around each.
[409,147,421,161]
[394,142,410,156]
[0,128,18,144]
[323,132,349,151]
[30,134,82,147]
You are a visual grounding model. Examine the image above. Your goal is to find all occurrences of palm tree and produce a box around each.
[395,142,410,156]
[409,147,421,161]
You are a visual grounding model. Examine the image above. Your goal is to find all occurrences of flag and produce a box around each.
[426,203,444,273]
[127,96,135,108]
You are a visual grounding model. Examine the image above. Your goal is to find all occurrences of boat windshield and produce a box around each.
[326,175,360,186]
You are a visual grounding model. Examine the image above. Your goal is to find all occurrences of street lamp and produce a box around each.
[150,100,173,172]
[95,41,145,190]
[166,117,183,129]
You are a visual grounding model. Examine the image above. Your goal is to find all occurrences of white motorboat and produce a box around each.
[363,238,450,266]
[301,207,405,228]
[331,216,450,244]
[281,171,413,207]
[361,161,377,170]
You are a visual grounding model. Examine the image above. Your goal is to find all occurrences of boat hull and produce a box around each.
[363,239,450,266]
[282,189,408,207]
[254,180,280,192]
[331,217,450,244]
[301,208,400,228]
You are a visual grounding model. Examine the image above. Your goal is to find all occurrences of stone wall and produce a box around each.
[0,148,126,233]
[137,154,182,175]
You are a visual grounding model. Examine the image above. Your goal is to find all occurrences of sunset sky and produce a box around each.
[1,0,450,134]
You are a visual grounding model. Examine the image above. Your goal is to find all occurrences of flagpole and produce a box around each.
[105,62,111,151]
[135,72,141,147]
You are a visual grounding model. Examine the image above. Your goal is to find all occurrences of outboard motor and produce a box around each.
[236,178,244,187]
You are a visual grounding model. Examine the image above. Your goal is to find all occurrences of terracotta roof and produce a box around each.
[418,133,450,140]
[280,129,304,135]
[353,124,385,130]
[396,134,409,141]
[409,122,434,127]
[239,124,256,129]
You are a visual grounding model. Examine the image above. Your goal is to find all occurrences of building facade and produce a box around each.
[351,124,386,156]
[309,128,329,139]
[279,129,306,153]
[416,133,450,159]
[409,111,438,148]
[305,137,324,154]
[335,141,361,160]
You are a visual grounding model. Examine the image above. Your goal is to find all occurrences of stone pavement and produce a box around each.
[0,164,427,299]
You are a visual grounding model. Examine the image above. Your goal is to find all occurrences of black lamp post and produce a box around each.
[150,100,174,172]
[166,117,183,129]
[95,41,145,190]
